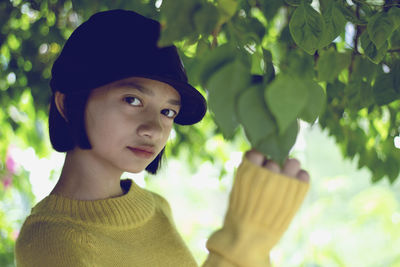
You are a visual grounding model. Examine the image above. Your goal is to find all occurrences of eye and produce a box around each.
[162,109,178,119]
[124,96,141,106]
[124,96,178,119]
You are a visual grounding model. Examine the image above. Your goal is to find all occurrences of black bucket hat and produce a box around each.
[50,9,207,125]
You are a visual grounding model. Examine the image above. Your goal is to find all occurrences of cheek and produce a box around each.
[162,125,173,142]
[85,108,123,146]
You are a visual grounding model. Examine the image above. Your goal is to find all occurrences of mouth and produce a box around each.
[127,147,155,159]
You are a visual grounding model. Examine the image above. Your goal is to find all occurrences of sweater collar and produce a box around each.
[31,179,155,228]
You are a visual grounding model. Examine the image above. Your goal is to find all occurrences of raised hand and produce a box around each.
[245,148,310,183]
[204,148,311,267]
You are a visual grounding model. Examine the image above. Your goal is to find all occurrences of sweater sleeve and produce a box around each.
[202,156,310,267]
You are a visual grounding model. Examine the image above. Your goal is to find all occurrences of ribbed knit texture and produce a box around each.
[15,156,309,267]
[203,157,310,267]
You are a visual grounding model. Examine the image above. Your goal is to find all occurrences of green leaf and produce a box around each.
[359,2,374,18]
[367,12,395,49]
[265,74,309,134]
[284,0,312,6]
[389,7,400,29]
[357,81,374,109]
[193,2,220,35]
[248,17,266,41]
[195,43,237,87]
[360,31,388,64]
[337,3,367,25]
[217,0,238,24]
[386,155,400,183]
[251,50,263,75]
[195,37,210,57]
[326,79,345,101]
[351,55,379,83]
[317,49,351,83]
[392,60,400,93]
[345,136,358,159]
[372,73,399,106]
[319,1,346,48]
[358,146,372,170]
[390,28,400,49]
[299,80,326,123]
[371,162,386,183]
[159,0,200,46]
[207,60,252,139]
[263,49,275,83]
[236,85,276,147]
[229,15,266,46]
[346,80,374,111]
[280,50,314,80]
[256,119,299,164]
[259,0,284,21]
[279,25,296,48]
[289,2,325,55]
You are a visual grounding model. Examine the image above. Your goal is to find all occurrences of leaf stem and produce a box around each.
[211,23,222,49]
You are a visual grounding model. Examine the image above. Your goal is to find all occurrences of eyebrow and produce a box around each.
[114,81,181,107]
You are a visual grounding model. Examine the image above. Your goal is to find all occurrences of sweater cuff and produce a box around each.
[206,156,309,266]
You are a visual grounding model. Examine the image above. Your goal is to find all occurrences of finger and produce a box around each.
[282,158,301,177]
[297,170,310,183]
[263,160,281,173]
[245,149,265,166]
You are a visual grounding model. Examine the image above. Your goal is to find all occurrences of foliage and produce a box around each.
[2,0,399,186]
[158,0,400,182]
[1,1,400,265]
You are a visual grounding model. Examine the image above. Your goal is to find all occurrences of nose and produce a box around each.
[136,109,163,140]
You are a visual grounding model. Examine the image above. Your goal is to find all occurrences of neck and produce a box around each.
[50,148,125,201]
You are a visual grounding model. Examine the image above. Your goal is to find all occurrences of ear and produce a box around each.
[54,91,68,122]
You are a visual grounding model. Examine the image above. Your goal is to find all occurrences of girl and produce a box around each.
[15,9,310,266]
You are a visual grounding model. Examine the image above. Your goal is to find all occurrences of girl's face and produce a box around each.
[83,76,181,173]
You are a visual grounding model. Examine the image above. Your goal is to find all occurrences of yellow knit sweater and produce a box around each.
[15,156,309,266]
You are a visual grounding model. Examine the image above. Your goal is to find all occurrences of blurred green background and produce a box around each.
[1,0,400,266]
[3,121,400,266]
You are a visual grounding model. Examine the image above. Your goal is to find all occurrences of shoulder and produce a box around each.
[15,215,93,267]
[149,191,172,214]
[16,215,92,244]
[147,191,175,222]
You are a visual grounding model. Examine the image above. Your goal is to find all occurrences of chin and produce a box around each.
[123,166,146,174]
[132,168,146,174]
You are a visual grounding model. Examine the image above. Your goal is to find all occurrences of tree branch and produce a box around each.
[211,24,221,49]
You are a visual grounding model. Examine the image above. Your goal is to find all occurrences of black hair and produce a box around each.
[48,91,164,175]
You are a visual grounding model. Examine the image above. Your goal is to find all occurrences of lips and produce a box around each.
[128,145,155,154]
[127,146,155,159]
